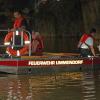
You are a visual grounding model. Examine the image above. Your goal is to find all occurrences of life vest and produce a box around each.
[35,37,44,49]
[80,33,94,43]
[32,35,44,52]
[13,17,24,28]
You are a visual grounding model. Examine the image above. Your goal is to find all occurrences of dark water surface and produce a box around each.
[0,71,100,100]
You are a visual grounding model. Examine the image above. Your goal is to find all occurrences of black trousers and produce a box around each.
[80,48,92,57]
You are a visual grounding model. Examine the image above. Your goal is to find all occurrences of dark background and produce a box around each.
[0,0,99,53]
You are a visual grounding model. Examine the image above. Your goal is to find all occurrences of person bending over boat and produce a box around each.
[97,44,100,52]
[77,28,96,57]
[31,31,44,55]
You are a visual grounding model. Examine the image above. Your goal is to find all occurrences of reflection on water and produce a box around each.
[0,71,100,100]
[81,72,96,100]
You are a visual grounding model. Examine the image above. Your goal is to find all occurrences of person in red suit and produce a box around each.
[31,31,44,55]
[12,10,28,30]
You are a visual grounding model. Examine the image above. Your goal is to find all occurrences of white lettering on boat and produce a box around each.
[28,60,83,66]
[28,61,55,66]
[56,60,83,65]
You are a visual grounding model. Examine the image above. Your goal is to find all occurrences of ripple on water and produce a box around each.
[0,71,100,100]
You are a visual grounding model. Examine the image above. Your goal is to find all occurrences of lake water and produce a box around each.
[0,71,100,100]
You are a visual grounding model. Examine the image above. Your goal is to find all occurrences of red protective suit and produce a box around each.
[80,33,94,43]
[13,17,24,28]
[31,34,44,55]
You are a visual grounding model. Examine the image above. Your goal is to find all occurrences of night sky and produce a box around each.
[12,0,30,8]
[0,0,30,10]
